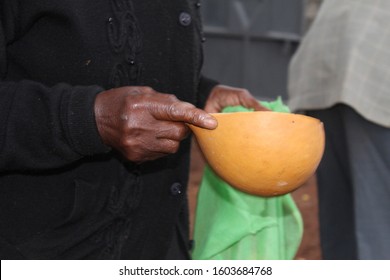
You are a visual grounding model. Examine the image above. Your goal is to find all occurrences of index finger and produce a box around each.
[164,102,218,129]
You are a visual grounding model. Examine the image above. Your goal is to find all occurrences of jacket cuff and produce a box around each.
[66,85,111,156]
[197,75,219,109]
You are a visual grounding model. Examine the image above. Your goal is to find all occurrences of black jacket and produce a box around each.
[0,0,217,259]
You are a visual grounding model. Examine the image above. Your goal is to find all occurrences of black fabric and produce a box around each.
[308,106,358,260]
[197,76,219,109]
[0,0,213,259]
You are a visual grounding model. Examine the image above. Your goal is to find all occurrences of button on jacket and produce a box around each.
[0,0,218,259]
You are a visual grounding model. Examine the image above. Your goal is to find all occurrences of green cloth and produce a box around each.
[192,97,303,260]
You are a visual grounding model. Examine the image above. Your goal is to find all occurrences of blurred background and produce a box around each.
[189,0,323,260]
[201,0,321,101]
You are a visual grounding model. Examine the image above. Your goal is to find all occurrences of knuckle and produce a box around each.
[167,102,182,118]
[189,109,204,124]
[166,94,178,101]
[190,113,201,126]
[124,95,136,108]
[119,136,132,150]
[177,125,189,138]
[126,87,142,96]
[238,88,250,96]
[170,125,188,140]
[140,86,154,93]
[167,140,180,153]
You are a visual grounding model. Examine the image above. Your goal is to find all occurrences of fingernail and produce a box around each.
[204,116,218,128]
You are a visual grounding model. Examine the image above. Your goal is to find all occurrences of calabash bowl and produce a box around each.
[189,111,325,196]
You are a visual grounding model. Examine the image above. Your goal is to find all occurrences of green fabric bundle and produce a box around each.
[192,97,303,260]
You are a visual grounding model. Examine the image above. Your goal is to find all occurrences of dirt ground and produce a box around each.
[188,139,322,260]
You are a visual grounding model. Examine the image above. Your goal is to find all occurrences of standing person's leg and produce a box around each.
[308,105,358,259]
[344,106,390,259]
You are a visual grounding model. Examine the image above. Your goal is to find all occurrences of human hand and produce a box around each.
[94,86,217,163]
[204,84,269,113]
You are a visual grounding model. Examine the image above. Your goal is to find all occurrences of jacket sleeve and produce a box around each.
[0,7,110,172]
[196,75,219,109]
[0,80,111,172]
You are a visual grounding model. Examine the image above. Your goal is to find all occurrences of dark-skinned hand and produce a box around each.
[94,86,217,163]
[204,84,269,113]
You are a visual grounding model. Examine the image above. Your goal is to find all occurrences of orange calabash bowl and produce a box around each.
[189,111,325,197]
